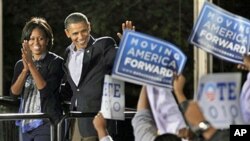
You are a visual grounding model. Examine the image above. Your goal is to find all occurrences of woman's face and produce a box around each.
[28,28,49,57]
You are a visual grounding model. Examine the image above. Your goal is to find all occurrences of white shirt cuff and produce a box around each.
[100,135,113,141]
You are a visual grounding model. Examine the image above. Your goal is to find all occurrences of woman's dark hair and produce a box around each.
[21,17,54,50]
[154,133,181,141]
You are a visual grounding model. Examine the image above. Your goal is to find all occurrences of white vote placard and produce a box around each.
[101,75,125,120]
[196,73,244,129]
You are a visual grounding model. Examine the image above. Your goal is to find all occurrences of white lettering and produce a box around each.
[129,37,172,55]
[124,57,173,77]
[234,129,247,136]
[206,11,250,34]
[202,22,248,44]
[199,29,246,54]
[126,48,171,65]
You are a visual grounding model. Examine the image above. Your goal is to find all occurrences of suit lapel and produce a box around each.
[62,47,77,88]
[62,48,70,73]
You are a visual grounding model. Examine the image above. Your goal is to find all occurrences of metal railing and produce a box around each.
[0,113,55,141]
[0,100,136,141]
[57,110,136,141]
[57,111,96,141]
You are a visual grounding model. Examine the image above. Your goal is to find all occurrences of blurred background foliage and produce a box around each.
[3,0,194,108]
[2,0,250,140]
[3,0,250,108]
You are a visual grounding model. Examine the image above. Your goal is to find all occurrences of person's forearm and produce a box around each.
[97,129,109,140]
[137,86,150,110]
[131,109,157,141]
[11,70,28,95]
[184,102,218,140]
[202,127,217,140]
[174,91,187,103]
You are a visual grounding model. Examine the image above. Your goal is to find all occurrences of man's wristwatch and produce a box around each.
[193,120,211,135]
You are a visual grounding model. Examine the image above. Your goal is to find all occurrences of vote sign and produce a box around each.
[196,73,244,129]
[101,75,125,120]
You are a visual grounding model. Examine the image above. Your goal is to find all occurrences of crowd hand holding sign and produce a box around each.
[132,86,183,141]
[93,112,113,141]
[237,54,250,71]
[94,81,190,141]
[173,74,229,141]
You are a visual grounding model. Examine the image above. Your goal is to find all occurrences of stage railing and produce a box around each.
[0,113,55,141]
[0,105,136,141]
[57,110,136,141]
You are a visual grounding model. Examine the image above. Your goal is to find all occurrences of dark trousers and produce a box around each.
[71,119,98,141]
[21,123,50,141]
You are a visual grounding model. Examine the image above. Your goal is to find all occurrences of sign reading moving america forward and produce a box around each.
[112,30,186,88]
[189,1,250,64]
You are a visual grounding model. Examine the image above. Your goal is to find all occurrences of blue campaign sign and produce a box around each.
[112,30,186,88]
[189,1,250,64]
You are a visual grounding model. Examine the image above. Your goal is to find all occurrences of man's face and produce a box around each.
[65,21,91,50]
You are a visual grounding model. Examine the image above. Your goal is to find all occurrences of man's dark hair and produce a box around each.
[64,12,89,29]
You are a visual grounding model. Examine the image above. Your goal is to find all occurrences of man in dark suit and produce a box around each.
[62,12,134,141]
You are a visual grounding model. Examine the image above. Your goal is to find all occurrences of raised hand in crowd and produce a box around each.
[237,54,250,71]
[93,112,113,141]
[173,74,229,141]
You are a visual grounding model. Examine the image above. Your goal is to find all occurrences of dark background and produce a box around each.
[2,0,250,140]
[2,0,195,107]
[4,0,250,101]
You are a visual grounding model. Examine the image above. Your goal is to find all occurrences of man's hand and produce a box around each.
[117,20,135,39]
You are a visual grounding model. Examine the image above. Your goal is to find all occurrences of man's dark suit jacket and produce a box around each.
[62,36,117,137]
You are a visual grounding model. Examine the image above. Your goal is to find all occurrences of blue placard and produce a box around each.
[112,30,186,88]
[189,1,250,64]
